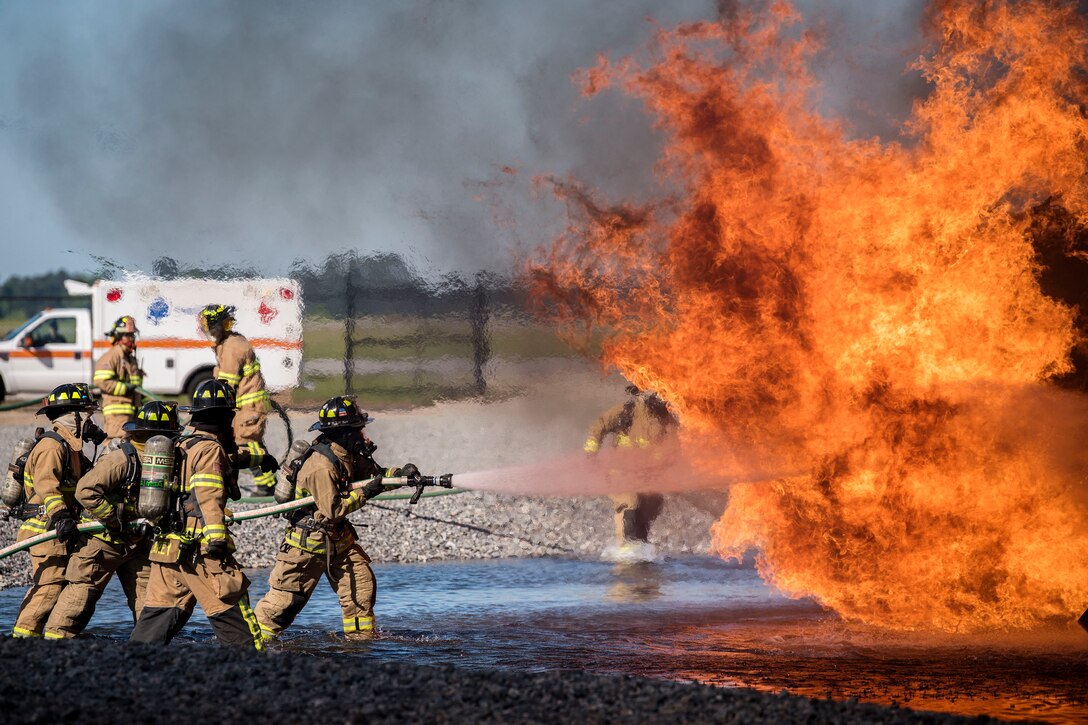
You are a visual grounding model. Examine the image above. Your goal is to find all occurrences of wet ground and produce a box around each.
[2,555,1085,723]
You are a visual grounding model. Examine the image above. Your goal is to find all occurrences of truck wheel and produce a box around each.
[184,369,215,403]
[0,377,5,405]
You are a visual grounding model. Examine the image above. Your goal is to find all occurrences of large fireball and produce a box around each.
[529,0,1088,631]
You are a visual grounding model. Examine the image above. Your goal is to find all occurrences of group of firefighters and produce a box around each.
[4,304,678,650]
[6,305,421,650]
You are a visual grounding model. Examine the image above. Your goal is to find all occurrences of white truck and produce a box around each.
[0,277,303,403]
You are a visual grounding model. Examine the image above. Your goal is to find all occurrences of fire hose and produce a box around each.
[0,474,458,561]
[0,398,43,412]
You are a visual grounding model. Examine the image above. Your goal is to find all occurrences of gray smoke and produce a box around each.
[0,0,927,278]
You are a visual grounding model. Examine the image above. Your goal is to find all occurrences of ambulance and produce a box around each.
[0,277,303,403]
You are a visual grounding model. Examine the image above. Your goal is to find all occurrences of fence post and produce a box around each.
[471,274,491,395]
[343,258,356,396]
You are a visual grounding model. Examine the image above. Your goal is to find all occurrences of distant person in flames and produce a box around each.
[584,384,679,554]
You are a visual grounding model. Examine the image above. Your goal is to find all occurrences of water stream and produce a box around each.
[2,556,1085,723]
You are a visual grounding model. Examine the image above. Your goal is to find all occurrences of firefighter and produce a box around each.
[584,385,679,551]
[198,304,276,497]
[129,380,264,650]
[11,383,102,638]
[254,396,416,641]
[93,315,144,440]
[42,401,180,639]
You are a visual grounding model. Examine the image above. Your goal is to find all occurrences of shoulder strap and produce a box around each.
[180,433,207,450]
[310,443,348,485]
[118,440,141,487]
[311,439,343,474]
[36,431,71,483]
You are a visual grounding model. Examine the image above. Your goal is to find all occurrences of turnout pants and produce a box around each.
[103,414,133,441]
[610,493,664,545]
[254,542,376,639]
[12,536,68,638]
[235,404,274,490]
[44,536,151,639]
[129,553,264,651]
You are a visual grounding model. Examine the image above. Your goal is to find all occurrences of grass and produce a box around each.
[302,314,582,362]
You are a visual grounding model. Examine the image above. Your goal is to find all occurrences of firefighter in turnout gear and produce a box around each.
[93,316,144,440]
[584,385,679,549]
[42,401,180,639]
[11,384,101,638]
[129,380,264,650]
[199,304,276,497]
[254,396,412,641]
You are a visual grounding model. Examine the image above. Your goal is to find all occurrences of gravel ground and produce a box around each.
[0,639,996,724]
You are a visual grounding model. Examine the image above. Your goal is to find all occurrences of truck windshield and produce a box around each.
[1,313,43,342]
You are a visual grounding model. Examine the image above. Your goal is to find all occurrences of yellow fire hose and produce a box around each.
[0,475,465,561]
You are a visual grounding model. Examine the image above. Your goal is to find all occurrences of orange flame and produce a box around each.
[529,0,1088,631]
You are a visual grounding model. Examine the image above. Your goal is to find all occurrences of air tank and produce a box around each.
[275,439,311,503]
[137,435,174,520]
[2,437,36,508]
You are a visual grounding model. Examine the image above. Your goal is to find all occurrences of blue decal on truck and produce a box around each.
[148,298,170,324]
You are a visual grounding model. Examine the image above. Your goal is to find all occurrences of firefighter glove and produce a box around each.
[361,476,385,500]
[54,514,78,544]
[204,539,229,560]
[259,453,280,473]
[395,463,420,479]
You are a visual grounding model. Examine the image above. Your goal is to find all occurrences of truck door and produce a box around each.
[14,314,89,392]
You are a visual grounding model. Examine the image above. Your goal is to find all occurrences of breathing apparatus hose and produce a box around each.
[0,475,463,560]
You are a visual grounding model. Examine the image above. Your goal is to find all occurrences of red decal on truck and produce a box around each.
[258,300,278,325]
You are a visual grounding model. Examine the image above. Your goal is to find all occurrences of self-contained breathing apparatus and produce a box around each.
[277,437,353,540]
[1,430,66,519]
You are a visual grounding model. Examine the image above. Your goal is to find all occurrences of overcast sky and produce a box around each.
[0,0,926,281]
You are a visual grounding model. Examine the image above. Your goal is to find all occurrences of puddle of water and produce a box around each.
[2,556,1085,723]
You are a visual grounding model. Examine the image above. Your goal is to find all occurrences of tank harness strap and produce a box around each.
[32,431,75,517]
[310,443,349,492]
[118,440,142,500]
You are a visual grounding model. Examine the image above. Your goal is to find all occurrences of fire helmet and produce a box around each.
[308,396,374,432]
[36,383,98,416]
[199,304,236,334]
[181,379,237,417]
[107,315,139,340]
[123,401,181,434]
